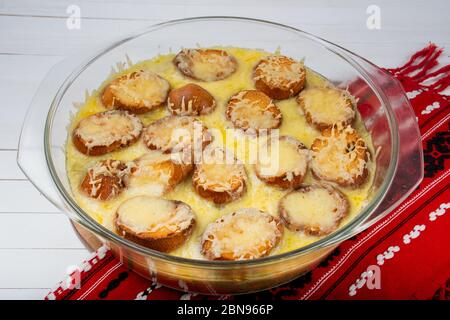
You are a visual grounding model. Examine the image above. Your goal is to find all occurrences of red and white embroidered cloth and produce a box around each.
[46,44,450,300]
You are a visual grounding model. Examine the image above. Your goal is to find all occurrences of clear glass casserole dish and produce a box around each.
[17,17,423,295]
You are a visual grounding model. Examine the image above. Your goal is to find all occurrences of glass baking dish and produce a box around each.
[17,17,423,295]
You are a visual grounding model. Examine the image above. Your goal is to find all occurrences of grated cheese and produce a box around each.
[74,110,142,150]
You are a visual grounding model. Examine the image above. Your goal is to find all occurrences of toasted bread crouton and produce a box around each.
[115,196,195,252]
[143,116,212,158]
[192,147,247,204]
[279,184,349,236]
[201,208,283,260]
[255,136,309,189]
[297,87,355,130]
[253,55,306,99]
[226,90,282,133]
[80,159,135,200]
[174,48,238,81]
[101,69,170,114]
[167,83,216,116]
[310,125,369,187]
[72,110,142,156]
[127,151,193,197]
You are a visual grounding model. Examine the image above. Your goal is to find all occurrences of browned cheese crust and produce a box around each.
[253,55,306,100]
[192,147,247,204]
[255,136,309,189]
[279,184,349,236]
[310,125,369,187]
[201,208,283,260]
[297,87,355,130]
[226,89,282,133]
[115,196,196,252]
[72,110,143,156]
[101,69,170,114]
[173,48,238,81]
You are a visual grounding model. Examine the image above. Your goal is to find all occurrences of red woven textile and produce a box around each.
[46,44,450,300]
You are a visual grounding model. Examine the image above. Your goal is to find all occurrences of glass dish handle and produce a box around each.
[346,51,424,232]
[17,57,81,214]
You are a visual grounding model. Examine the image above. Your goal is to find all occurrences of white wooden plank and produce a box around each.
[0,181,59,212]
[1,0,448,27]
[0,16,150,55]
[0,55,63,149]
[0,248,89,288]
[0,289,49,300]
[0,15,448,56]
[0,213,84,249]
[0,151,25,179]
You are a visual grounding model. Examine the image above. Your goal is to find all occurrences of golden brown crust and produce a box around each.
[80,160,135,200]
[173,48,238,81]
[201,208,283,260]
[192,147,247,204]
[253,55,306,100]
[101,70,170,114]
[72,110,143,156]
[279,184,349,236]
[116,219,195,252]
[115,197,195,252]
[226,90,282,133]
[142,116,212,156]
[310,125,369,187]
[167,83,216,116]
[297,87,355,130]
[255,136,309,189]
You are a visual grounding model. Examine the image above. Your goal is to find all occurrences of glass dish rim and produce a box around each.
[44,16,399,268]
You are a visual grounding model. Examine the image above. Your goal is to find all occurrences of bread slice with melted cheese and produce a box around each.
[80,159,135,200]
[143,116,212,157]
[297,87,355,130]
[101,69,170,114]
[72,110,143,156]
[192,147,247,204]
[253,55,306,100]
[115,196,196,252]
[226,89,282,133]
[310,125,369,187]
[127,150,193,197]
[279,184,349,236]
[201,208,283,260]
[173,48,238,82]
[255,135,309,189]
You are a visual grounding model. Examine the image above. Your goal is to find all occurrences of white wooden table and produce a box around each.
[0,0,448,300]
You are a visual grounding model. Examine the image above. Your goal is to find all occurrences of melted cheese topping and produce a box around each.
[257,137,308,178]
[110,69,170,108]
[202,208,281,260]
[126,152,174,197]
[75,110,142,149]
[311,126,368,183]
[195,147,246,194]
[117,196,193,234]
[176,49,237,81]
[282,188,343,230]
[143,116,204,154]
[255,55,305,87]
[299,87,355,125]
[227,90,281,129]
[66,47,375,259]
